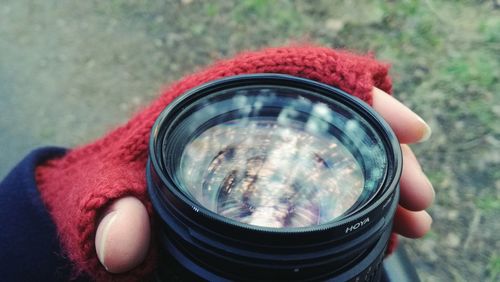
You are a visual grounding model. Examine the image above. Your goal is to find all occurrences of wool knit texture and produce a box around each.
[35,45,395,281]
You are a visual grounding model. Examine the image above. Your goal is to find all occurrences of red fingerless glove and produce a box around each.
[35,45,394,281]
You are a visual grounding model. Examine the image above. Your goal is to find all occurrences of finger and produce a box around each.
[95,196,150,273]
[372,87,432,144]
[399,145,435,211]
[393,205,432,238]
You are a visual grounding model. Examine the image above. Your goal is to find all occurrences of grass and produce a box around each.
[476,197,500,213]
[488,254,500,281]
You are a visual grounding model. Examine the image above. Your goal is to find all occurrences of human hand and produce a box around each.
[35,46,434,280]
[94,86,434,273]
[372,87,434,238]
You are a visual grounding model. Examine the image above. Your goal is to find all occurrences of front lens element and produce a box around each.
[165,85,388,228]
[181,120,364,228]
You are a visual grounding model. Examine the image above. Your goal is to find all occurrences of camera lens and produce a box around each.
[148,74,402,281]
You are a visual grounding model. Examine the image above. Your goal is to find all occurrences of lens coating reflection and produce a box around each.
[168,86,388,229]
[181,120,364,228]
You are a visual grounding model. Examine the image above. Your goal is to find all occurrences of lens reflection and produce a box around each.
[180,120,364,228]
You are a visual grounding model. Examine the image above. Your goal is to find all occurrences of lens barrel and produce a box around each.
[147,74,402,281]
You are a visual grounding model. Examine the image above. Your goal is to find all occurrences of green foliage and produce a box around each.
[442,53,498,89]
[488,254,500,282]
[237,0,270,16]
[232,0,306,34]
[204,3,219,18]
[423,230,438,240]
[475,197,500,213]
[479,18,500,44]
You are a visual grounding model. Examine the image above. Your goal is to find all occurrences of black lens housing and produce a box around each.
[147,74,402,281]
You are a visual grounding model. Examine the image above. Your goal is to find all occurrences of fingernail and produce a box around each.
[95,211,118,270]
[423,174,436,202]
[424,211,433,227]
[417,115,432,142]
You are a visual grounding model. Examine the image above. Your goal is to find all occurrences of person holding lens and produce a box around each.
[0,46,434,281]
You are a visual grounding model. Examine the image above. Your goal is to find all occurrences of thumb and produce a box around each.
[95,196,151,273]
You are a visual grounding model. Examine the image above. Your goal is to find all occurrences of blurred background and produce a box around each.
[0,0,498,281]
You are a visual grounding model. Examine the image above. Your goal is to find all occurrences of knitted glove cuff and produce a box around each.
[36,45,392,281]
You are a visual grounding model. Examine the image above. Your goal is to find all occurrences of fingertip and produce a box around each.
[393,206,432,239]
[95,196,151,273]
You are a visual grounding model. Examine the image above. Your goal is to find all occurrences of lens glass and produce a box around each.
[165,86,387,228]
